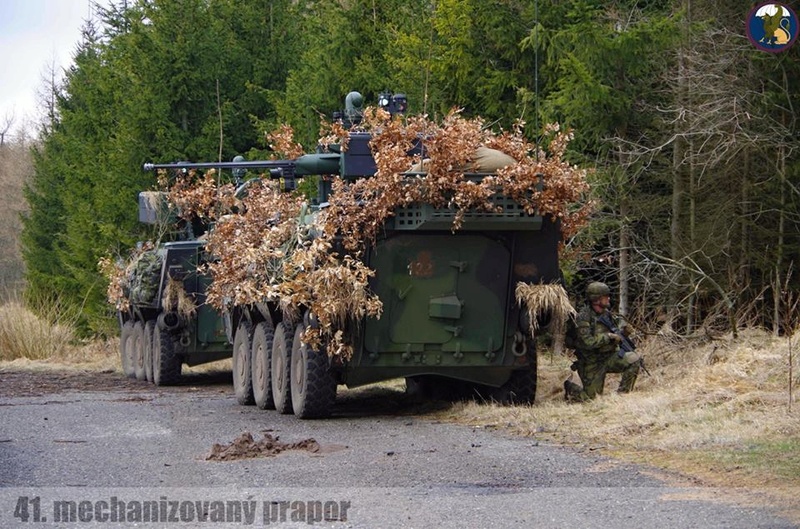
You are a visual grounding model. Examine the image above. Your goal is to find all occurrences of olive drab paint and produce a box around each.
[129,91,563,415]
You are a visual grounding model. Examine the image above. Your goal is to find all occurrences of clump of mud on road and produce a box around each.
[206,432,320,461]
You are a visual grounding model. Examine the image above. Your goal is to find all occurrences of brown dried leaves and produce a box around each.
[266,124,305,159]
[99,242,156,312]
[203,180,382,358]
[109,114,590,360]
[166,169,239,223]
[204,180,305,309]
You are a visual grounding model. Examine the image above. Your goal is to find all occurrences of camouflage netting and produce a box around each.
[204,112,590,358]
[162,276,197,320]
[127,251,162,305]
[99,244,160,312]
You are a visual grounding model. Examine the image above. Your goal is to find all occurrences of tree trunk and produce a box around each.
[616,137,630,318]
[687,137,696,332]
[670,0,691,330]
[738,150,750,295]
[619,197,630,318]
[773,141,786,336]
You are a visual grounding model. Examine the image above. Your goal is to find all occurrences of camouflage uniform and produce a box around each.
[565,287,640,401]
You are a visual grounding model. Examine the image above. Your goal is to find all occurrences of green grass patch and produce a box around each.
[700,439,800,484]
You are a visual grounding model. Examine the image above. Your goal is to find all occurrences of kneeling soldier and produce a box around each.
[564,282,640,401]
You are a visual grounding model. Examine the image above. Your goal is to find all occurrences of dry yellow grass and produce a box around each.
[0,302,77,361]
[433,328,800,520]
[0,297,121,370]
[0,336,119,373]
[515,282,575,336]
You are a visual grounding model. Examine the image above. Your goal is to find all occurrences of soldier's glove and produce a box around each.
[607,333,622,344]
[622,350,642,365]
[621,325,633,337]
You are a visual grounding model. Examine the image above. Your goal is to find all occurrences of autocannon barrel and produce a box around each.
[142,153,340,176]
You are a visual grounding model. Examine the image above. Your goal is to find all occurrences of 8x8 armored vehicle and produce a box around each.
[130,91,567,418]
[117,201,231,385]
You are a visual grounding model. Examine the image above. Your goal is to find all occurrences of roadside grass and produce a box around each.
[0,298,78,362]
[0,295,229,374]
[431,328,800,519]
[1,298,798,518]
[0,293,119,371]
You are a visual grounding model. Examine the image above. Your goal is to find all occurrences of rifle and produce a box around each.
[596,313,650,376]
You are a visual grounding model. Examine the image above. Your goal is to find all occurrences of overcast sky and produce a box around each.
[0,0,105,134]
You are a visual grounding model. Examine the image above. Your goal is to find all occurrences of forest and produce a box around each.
[11,0,800,337]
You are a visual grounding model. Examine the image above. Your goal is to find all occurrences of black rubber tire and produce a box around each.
[143,320,156,383]
[271,322,294,414]
[152,326,182,386]
[491,339,538,405]
[120,320,136,378]
[290,321,337,419]
[133,321,147,381]
[232,320,255,405]
[251,320,276,410]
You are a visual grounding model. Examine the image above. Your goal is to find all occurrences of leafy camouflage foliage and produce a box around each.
[198,109,590,358]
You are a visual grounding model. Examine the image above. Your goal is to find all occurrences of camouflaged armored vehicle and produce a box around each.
[138,91,569,416]
[117,195,231,385]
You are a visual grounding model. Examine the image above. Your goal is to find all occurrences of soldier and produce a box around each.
[564,282,640,401]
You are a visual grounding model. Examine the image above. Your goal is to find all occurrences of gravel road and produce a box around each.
[0,370,796,528]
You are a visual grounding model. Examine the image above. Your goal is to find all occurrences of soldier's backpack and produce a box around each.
[564,316,579,350]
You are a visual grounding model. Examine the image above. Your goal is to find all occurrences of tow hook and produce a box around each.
[511,331,527,357]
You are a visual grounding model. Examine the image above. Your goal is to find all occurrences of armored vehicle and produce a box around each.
[117,196,231,385]
[139,91,564,415]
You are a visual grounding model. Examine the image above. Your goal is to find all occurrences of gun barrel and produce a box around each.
[143,153,342,175]
[143,160,297,172]
[294,153,340,176]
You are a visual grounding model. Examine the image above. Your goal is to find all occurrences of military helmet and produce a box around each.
[586,282,611,301]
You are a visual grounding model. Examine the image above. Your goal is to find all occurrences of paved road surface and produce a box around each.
[0,370,796,528]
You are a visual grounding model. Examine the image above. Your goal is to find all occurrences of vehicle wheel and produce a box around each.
[143,320,156,383]
[120,320,136,378]
[153,326,182,386]
[271,322,294,414]
[290,321,337,419]
[133,321,147,381]
[251,320,275,410]
[491,339,537,404]
[233,320,255,405]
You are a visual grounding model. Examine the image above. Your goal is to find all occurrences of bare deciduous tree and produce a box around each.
[613,2,799,336]
[0,133,33,295]
[0,111,15,148]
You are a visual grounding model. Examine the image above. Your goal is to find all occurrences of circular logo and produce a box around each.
[747,3,798,53]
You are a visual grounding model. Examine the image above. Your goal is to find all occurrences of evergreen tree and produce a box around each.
[18,0,800,337]
[533,0,675,318]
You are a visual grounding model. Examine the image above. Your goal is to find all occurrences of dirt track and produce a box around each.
[0,369,234,397]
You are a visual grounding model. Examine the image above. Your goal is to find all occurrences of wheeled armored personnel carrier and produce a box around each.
[117,196,231,385]
[131,92,568,415]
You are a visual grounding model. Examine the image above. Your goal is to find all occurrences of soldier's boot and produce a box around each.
[617,362,640,393]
